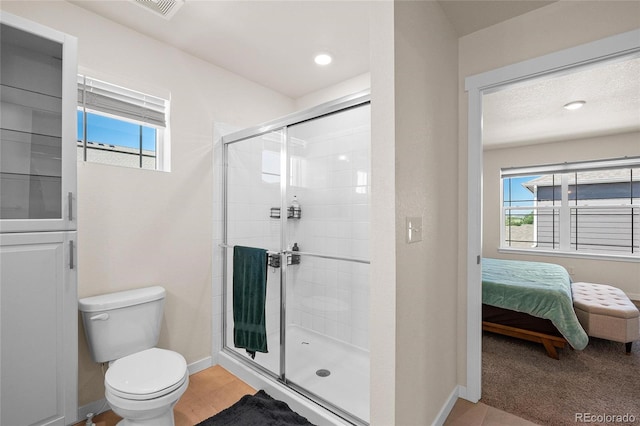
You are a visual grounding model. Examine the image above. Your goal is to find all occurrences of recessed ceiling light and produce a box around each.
[314,53,332,66]
[563,100,586,110]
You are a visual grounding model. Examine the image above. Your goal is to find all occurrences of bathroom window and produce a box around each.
[501,157,639,259]
[77,75,169,171]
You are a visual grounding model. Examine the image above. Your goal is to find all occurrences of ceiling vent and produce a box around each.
[132,0,185,20]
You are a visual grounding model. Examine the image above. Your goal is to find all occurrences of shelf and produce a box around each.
[0,172,62,220]
[270,206,302,219]
[1,171,62,180]
[1,129,62,177]
[1,85,62,138]
[0,37,62,99]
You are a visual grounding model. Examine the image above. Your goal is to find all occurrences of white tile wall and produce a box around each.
[287,104,370,350]
[213,103,371,365]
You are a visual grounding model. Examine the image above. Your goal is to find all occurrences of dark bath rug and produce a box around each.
[195,389,316,426]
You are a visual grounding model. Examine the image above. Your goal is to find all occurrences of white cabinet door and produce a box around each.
[0,231,77,426]
[0,12,77,233]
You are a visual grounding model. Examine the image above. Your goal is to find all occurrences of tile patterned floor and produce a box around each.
[74,365,255,426]
[444,398,539,426]
[75,365,536,426]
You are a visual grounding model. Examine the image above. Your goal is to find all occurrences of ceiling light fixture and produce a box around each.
[563,100,586,111]
[314,53,332,66]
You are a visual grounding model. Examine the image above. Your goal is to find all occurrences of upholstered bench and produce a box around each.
[572,282,640,354]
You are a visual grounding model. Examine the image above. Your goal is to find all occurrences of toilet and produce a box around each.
[79,286,188,426]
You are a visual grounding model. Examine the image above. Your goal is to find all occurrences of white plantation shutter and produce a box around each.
[77,75,166,128]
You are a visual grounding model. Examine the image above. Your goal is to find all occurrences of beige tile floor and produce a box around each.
[444,398,539,426]
[74,365,255,426]
[76,365,537,426]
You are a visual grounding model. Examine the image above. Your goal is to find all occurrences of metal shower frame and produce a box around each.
[219,90,371,426]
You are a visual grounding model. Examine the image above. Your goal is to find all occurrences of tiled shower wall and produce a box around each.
[213,103,371,358]
[287,104,370,350]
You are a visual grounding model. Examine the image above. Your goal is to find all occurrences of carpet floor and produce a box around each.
[481,332,640,425]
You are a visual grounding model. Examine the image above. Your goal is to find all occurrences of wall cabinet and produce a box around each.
[0,12,77,233]
[0,12,78,426]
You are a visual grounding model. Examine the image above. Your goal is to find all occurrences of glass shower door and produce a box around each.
[224,129,284,377]
[284,104,371,423]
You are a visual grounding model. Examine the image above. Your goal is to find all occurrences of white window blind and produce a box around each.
[501,156,640,178]
[77,75,166,128]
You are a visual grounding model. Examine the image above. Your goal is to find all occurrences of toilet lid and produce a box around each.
[105,348,187,399]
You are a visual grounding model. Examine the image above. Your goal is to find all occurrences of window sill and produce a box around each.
[497,247,640,263]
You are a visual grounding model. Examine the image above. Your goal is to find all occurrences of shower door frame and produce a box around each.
[220,90,371,426]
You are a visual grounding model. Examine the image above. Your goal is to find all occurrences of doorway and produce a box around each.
[464,29,640,402]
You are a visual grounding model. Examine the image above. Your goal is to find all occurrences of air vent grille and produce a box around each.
[133,0,185,20]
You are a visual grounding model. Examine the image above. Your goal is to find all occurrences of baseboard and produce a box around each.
[75,356,214,424]
[77,398,109,425]
[432,385,462,426]
[188,355,214,375]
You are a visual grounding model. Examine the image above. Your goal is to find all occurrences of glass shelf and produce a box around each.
[0,21,67,225]
[0,172,62,219]
[1,84,62,138]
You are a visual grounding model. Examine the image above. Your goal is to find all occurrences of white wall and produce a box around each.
[483,131,640,299]
[393,2,459,424]
[369,2,397,424]
[458,0,640,390]
[0,0,295,409]
[294,72,370,111]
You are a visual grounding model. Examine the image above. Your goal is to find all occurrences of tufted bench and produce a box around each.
[572,282,640,354]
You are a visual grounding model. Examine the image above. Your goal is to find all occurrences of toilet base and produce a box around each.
[114,410,175,426]
[106,373,189,426]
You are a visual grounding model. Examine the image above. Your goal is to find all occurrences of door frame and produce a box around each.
[464,29,640,402]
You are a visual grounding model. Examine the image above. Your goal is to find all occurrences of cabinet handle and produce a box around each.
[68,192,73,221]
[69,240,75,270]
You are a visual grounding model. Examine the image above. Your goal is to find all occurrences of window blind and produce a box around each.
[77,75,166,128]
[501,156,640,178]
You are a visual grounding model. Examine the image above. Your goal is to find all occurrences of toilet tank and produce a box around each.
[78,286,166,363]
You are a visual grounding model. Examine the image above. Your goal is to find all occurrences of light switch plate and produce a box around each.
[406,216,422,243]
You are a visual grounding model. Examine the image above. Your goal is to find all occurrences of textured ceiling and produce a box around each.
[482,56,640,147]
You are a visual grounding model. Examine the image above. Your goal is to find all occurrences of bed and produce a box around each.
[482,258,588,359]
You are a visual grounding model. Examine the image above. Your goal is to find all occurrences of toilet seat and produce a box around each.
[106,348,187,401]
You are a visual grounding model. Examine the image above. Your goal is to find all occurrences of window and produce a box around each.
[501,157,639,258]
[77,75,168,171]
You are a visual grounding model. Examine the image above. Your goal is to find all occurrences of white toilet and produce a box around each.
[79,286,189,426]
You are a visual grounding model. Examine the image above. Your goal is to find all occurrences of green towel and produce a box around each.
[233,246,268,358]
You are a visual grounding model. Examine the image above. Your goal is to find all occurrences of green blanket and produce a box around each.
[482,258,588,350]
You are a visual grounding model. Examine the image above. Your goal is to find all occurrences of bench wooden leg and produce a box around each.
[626,341,632,355]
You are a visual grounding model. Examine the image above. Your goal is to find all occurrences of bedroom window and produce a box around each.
[77,75,169,171]
[501,157,639,258]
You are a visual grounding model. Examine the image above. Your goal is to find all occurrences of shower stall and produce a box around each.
[216,92,370,425]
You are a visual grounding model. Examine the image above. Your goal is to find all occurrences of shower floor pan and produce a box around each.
[286,325,370,423]
[228,324,370,423]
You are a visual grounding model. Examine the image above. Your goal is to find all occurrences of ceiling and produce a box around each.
[69,0,555,99]
[69,0,638,146]
[483,55,640,147]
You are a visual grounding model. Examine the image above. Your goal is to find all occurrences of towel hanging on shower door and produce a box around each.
[233,245,268,359]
